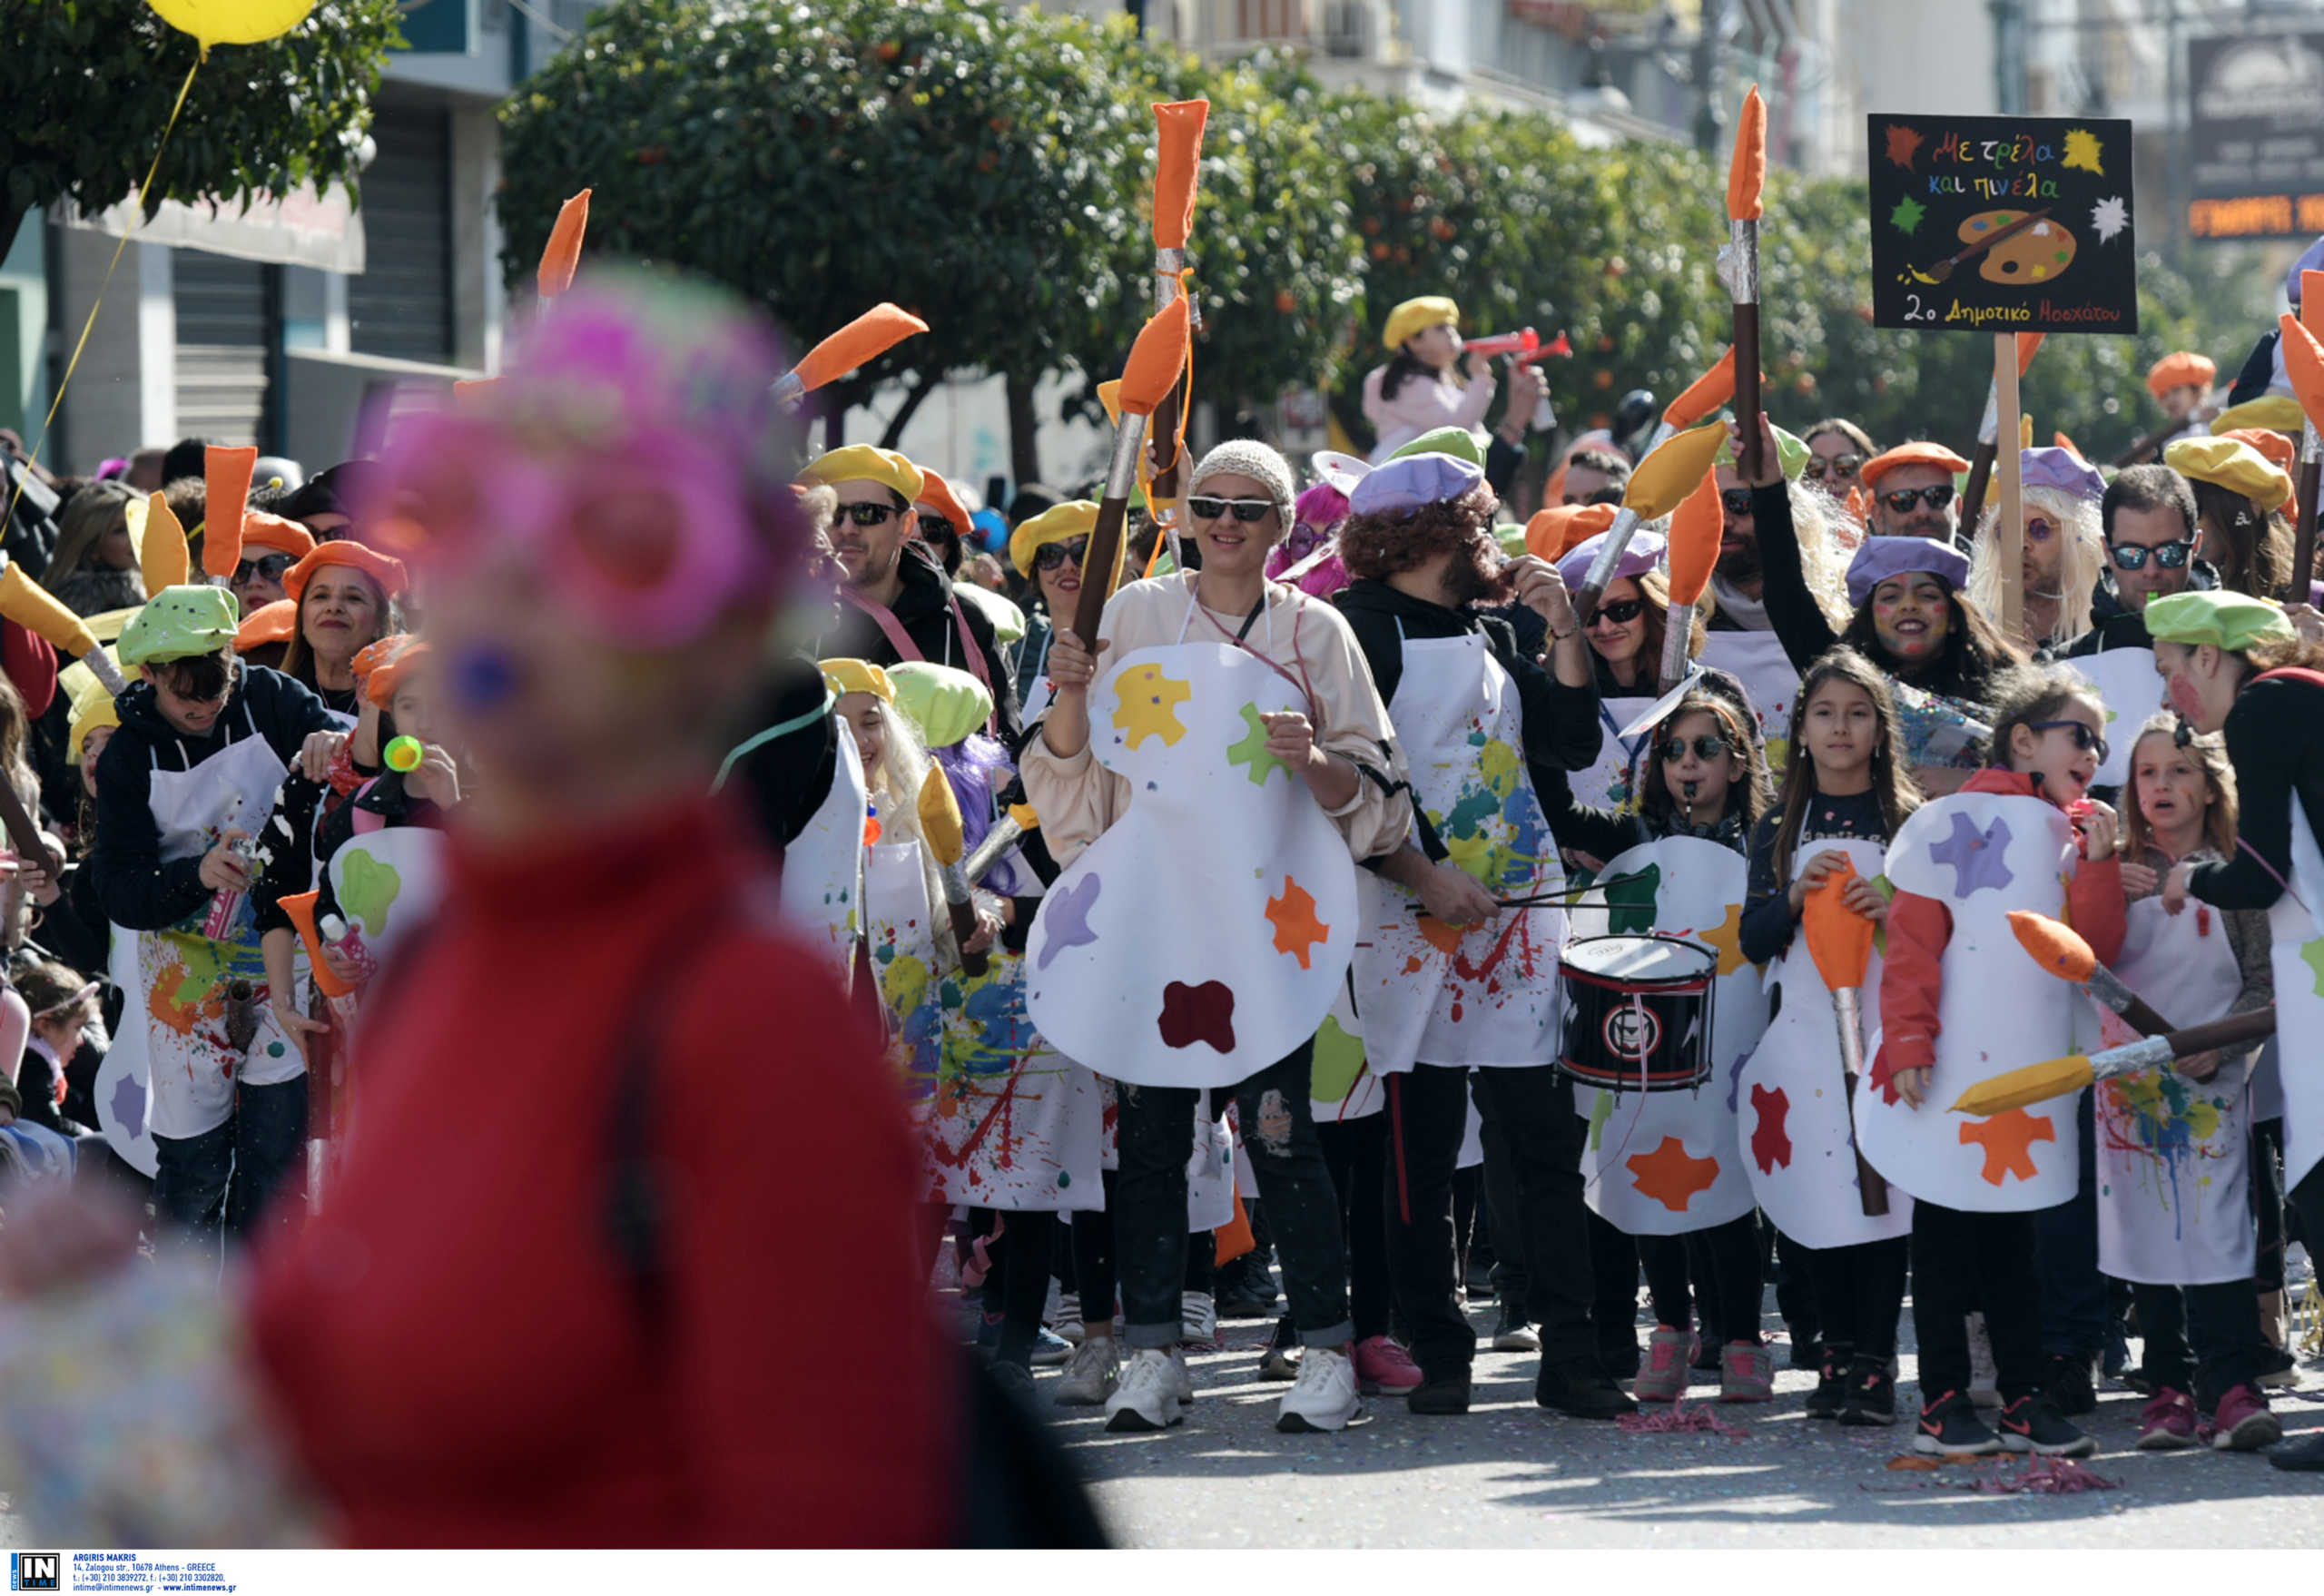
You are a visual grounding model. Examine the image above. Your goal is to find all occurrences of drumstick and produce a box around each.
[1404,869,1656,913]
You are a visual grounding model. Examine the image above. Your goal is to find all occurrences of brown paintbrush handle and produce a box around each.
[1956,441,1996,537]
[946,899,988,979]
[2294,453,2320,604]
[2162,1009,2275,1058]
[1732,304,1762,483]
[1069,493,1132,650]
[2121,993,2173,1037]
[0,773,58,878]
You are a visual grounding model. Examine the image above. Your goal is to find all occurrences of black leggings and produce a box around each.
[1320,1113,1393,1342]
[1591,1210,1694,1339]
[1683,1213,1764,1345]
[1802,1235,1910,1362]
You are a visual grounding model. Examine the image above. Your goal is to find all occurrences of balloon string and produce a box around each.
[1,55,203,536]
[1139,266,1196,580]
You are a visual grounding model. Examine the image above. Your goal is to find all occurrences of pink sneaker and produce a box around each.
[2210,1384,2282,1453]
[1353,1334,1424,1395]
[1719,1340,1774,1402]
[1635,1325,1691,1403]
[2135,1387,2196,1450]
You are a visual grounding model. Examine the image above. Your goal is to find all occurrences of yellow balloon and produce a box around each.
[148,0,316,46]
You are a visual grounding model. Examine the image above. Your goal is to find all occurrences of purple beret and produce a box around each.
[2290,235,2324,305]
[1558,528,1667,594]
[2020,446,2104,505]
[1348,451,1484,517]
[1846,536,1972,607]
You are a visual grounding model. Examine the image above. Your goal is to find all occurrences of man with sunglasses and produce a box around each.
[2057,465,2214,659]
[804,446,1019,743]
[1859,442,1973,547]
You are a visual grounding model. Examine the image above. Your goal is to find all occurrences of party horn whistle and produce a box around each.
[1463,329,1539,360]
[1951,1007,2277,1118]
[2005,911,2171,1036]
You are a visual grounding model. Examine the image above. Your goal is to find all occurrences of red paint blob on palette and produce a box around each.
[1158,980,1236,1052]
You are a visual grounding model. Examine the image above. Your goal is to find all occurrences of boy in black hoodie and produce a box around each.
[88,585,341,1249]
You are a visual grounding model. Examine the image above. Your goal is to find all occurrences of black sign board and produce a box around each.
[2188,31,2324,241]
[1866,114,2138,335]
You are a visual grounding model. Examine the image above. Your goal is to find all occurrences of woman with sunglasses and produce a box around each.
[2164,436,2297,601]
[41,481,145,618]
[1361,296,1497,464]
[1330,449,1625,1421]
[1007,501,1098,725]
[2152,589,2324,1471]
[226,513,317,620]
[1966,447,2107,653]
[1801,419,1877,498]
[1024,438,1409,1436]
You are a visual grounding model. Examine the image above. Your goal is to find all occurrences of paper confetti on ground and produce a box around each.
[1616,1400,1748,1439]
[1974,1455,2118,1494]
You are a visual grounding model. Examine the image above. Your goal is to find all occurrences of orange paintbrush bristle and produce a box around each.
[1802,859,1877,993]
[2007,910,2098,984]
[2016,331,2045,377]
[1118,298,1191,418]
[537,189,591,300]
[792,304,931,395]
[1663,350,1738,429]
[201,445,257,581]
[1151,100,1210,251]
[2280,312,2324,437]
[1727,85,1767,222]
[1664,467,1722,608]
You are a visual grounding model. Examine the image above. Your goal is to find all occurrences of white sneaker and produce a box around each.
[1104,1348,1186,1432]
[1052,1289,1085,1346]
[1054,1336,1120,1406]
[1180,1290,1218,1349]
[1967,1312,2001,1409]
[1276,1344,1364,1433]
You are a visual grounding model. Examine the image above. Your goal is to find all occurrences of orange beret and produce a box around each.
[285,540,409,604]
[2222,427,2296,475]
[914,471,971,539]
[1522,503,1620,562]
[2147,351,2217,399]
[365,639,430,709]
[240,512,316,561]
[1860,441,1973,491]
[233,598,296,652]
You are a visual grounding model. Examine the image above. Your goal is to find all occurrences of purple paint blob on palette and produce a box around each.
[1158,980,1236,1052]
[1929,810,2014,897]
[1039,872,1102,970]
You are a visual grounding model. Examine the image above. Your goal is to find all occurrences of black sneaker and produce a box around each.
[2000,1394,2096,1457]
[1408,1375,1472,1415]
[1915,1390,2003,1456]
[2044,1352,2098,1416]
[1804,1347,1850,1421]
[2269,1430,2324,1471]
[1838,1357,1897,1426]
[1491,1298,1541,1353]
[1599,1335,1642,1381]
[1214,1260,1279,1321]
[1536,1359,1639,1420]
[2258,1345,2299,1388]
[1787,1335,1824,1373]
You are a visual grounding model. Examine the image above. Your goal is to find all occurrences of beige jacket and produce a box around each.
[1021,572,1412,869]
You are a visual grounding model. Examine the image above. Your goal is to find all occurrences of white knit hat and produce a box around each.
[1189,439,1297,530]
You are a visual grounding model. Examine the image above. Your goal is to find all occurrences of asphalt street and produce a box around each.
[1044,1282,2324,1549]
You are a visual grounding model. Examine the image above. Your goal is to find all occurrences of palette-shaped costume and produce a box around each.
[776,724,870,993]
[1026,640,1357,1089]
[1739,840,1914,1248]
[1567,835,1766,1236]
[1348,626,1564,1076]
[2070,647,2165,793]
[2260,789,2324,1197]
[2094,893,2252,1285]
[1857,791,2083,1211]
[323,816,447,972]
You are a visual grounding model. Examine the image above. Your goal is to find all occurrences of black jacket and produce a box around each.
[820,547,1021,744]
[88,665,340,932]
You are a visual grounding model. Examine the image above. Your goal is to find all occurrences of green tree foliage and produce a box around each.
[1,0,402,256]
[499,0,2280,471]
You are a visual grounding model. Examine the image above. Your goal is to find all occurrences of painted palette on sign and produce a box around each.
[1867,114,2137,336]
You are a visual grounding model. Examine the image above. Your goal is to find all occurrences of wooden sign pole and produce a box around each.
[1994,332,2025,647]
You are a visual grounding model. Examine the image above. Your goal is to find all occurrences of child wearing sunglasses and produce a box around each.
[1864,663,2125,1459]
[1739,648,1922,1425]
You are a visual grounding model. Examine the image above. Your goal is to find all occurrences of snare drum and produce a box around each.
[1558,935,1716,1092]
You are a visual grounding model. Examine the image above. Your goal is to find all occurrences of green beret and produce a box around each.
[2142,590,2297,654]
[118,585,239,666]
[1389,426,1486,468]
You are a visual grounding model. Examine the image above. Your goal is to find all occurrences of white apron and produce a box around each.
[1311,993,1386,1126]
[866,839,946,1087]
[96,929,159,1177]
[1024,615,1358,1089]
[1858,791,2083,1212]
[1740,839,1915,1248]
[2095,893,2253,1284]
[1569,695,1658,815]
[136,710,290,1142]
[1568,835,1766,1235]
[2265,798,2324,1195]
[1347,628,1564,1074]
[2070,646,2166,793]
[777,727,869,995]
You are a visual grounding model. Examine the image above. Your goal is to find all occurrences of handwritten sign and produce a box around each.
[1866,114,2137,335]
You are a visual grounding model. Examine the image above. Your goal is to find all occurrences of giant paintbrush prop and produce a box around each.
[0,566,128,704]
[1801,859,1890,1216]
[962,803,1039,890]
[2274,272,2324,601]
[1142,100,1209,573]
[1726,86,1767,482]
[1955,333,2044,537]
[917,766,987,979]
[1643,349,1744,456]
[1952,1009,2277,1117]
[1068,299,1194,648]
[1657,465,1722,692]
[772,303,932,408]
[1572,420,1733,627]
[2006,910,2172,1035]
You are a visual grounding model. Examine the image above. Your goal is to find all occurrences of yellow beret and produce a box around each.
[1009,501,1100,577]
[2165,435,2292,512]
[2211,395,2305,437]
[819,657,894,704]
[797,445,923,507]
[67,675,120,764]
[1383,296,1459,353]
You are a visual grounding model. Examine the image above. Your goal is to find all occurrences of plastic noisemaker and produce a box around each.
[537,189,592,300]
[385,735,425,773]
[0,564,128,695]
[916,766,986,978]
[1573,419,1732,626]
[1727,84,1768,481]
[1951,1007,2275,1117]
[202,445,257,584]
[1069,296,1194,649]
[1798,859,1889,1217]
[1657,467,1723,692]
[2004,910,2171,1036]
[773,304,932,406]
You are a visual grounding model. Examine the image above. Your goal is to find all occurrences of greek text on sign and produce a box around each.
[1866,114,2138,336]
